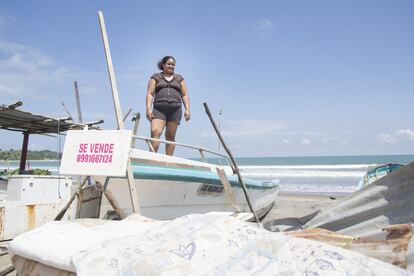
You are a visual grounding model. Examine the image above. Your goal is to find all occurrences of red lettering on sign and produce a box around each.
[75,153,113,164]
[88,143,115,154]
[78,143,88,153]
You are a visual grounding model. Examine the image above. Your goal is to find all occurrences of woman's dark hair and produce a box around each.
[157,56,176,70]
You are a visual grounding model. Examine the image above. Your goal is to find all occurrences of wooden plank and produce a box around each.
[98,10,140,214]
[97,11,124,130]
[95,181,127,219]
[217,168,241,212]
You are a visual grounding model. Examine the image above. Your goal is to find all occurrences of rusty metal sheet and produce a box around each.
[27,205,35,230]
[287,224,412,269]
[300,162,414,272]
[0,207,4,240]
[303,162,414,235]
[0,201,77,241]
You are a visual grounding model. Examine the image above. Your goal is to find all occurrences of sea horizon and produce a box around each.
[1,152,414,161]
[2,154,412,196]
[199,154,414,165]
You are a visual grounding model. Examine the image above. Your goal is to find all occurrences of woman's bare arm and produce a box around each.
[146,79,156,121]
[181,80,191,121]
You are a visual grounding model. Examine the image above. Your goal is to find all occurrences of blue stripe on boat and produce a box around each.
[131,163,278,190]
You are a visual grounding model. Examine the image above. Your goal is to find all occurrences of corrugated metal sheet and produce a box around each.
[302,162,414,272]
[0,103,99,133]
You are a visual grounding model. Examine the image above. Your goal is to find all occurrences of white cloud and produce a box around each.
[117,65,148,84]
[396,129,414,141]
[300,137,311,145]
[376,132,397,144]
[282,138,291,144]
[29,143,42,150]
[0,9,15,30]
[256,19,274,31]
[376,128,414,144]
[0,41,103,98]
[324,135,355,146]
[220,119,288,137]
[253,19,275,40]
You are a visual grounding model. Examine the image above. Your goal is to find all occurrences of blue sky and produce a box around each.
[0,1,413,157]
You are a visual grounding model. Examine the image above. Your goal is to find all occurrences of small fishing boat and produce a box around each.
[97,140,279,220]
[356,163,403,190]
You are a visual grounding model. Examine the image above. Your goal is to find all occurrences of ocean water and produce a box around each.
[0,160,61,173]
[1,155,413,195]
[205,155,414,195]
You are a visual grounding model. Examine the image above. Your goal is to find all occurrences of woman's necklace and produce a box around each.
[164,74,173,82]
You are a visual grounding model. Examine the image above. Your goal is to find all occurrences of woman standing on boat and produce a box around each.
[146,56,191,155]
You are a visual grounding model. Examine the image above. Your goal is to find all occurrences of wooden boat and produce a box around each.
[356,163,403,190]
[97,141,279,220]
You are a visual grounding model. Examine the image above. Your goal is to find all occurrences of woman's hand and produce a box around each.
[184,110,191,121]
[180,80,191,122]
[146,110,154,121]
[146,79,156,121]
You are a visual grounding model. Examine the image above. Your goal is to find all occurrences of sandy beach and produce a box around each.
[263,192,346,223]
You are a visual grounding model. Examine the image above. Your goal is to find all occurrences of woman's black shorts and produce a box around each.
[153,102,182,124]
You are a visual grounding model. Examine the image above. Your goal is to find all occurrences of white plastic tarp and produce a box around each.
[9,213,410,275]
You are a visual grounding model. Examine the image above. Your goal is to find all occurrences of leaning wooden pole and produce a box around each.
[203,102,260,224]
[98,10,140,214]
[123,107,132,122]
[55,176,89,220]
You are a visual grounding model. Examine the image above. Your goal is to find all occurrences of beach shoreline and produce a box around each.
[263,192,347,223]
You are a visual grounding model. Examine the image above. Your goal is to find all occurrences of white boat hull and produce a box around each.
[93,148,278,220]
[99,177,277,220]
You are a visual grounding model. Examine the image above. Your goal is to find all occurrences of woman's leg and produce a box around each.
[150,119,166,152]
[165,121,179,155]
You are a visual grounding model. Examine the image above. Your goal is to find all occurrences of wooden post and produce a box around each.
[98,10,140,214]
[72,83,86,187]
[146,140,155,152]
[19,132,29,174]
[198,149,206,162]
[98,11,125,130]
[73,81,83,123]
[131,112,140,148]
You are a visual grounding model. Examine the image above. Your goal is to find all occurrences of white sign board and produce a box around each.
[60,130,132,177]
